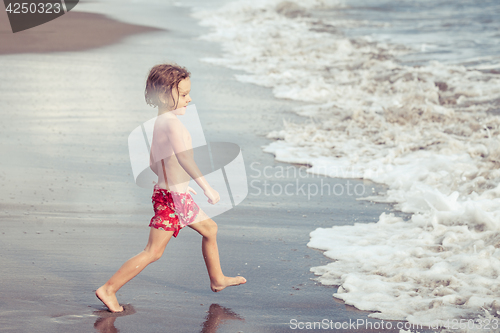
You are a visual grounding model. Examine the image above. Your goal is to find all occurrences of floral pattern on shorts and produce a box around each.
[149,185,200,237]
[149,185,181,237]
[171,191,200,228]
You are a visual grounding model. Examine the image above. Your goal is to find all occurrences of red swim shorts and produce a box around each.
[149,185,200,237]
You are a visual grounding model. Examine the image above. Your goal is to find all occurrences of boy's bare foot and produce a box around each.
[211,276,247,292]
[95,286,124,313]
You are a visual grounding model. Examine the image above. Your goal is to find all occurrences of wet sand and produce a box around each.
[0,1,434,332]
[0,10,162,55]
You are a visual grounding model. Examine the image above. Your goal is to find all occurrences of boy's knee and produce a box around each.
[203,220,218,238]
[146,247,164,262]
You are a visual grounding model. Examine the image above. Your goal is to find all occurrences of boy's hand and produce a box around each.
[187,186,197,195]
[204,188,220,205]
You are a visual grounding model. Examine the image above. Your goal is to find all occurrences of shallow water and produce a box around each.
[314,0,500,69]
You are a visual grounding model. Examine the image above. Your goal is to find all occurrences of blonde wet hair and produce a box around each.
[145,63,191,109]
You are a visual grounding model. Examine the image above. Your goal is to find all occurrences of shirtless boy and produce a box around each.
[95,63,246,313]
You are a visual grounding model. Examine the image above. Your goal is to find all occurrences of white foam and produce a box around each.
[192,0,500,328]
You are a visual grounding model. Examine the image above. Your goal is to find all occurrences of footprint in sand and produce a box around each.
[93,304,136,318]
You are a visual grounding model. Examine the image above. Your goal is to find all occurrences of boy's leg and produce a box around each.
[188,209,246,292]
[96,227,174,312]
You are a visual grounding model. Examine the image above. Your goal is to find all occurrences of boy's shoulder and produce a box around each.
[156,114,182,128]
[155,115,185,137]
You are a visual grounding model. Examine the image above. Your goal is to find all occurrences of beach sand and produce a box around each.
[0,2,431,332]
[0,10,162,55]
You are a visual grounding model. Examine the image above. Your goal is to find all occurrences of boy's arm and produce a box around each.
[166,119,211,192]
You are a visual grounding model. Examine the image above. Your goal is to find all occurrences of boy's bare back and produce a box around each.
[150,114,193,193]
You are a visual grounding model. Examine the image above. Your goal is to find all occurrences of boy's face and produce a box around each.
[165,77,192,115]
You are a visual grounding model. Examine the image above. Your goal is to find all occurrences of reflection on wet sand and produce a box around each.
[93,304,136,333]
[94,317,119,333]
[91,303,243,332]
[201,304,244,333]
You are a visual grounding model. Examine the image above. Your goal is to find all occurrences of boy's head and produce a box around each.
[145,63,191,112]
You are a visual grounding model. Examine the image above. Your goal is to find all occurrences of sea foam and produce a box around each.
[192,0,500,328]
